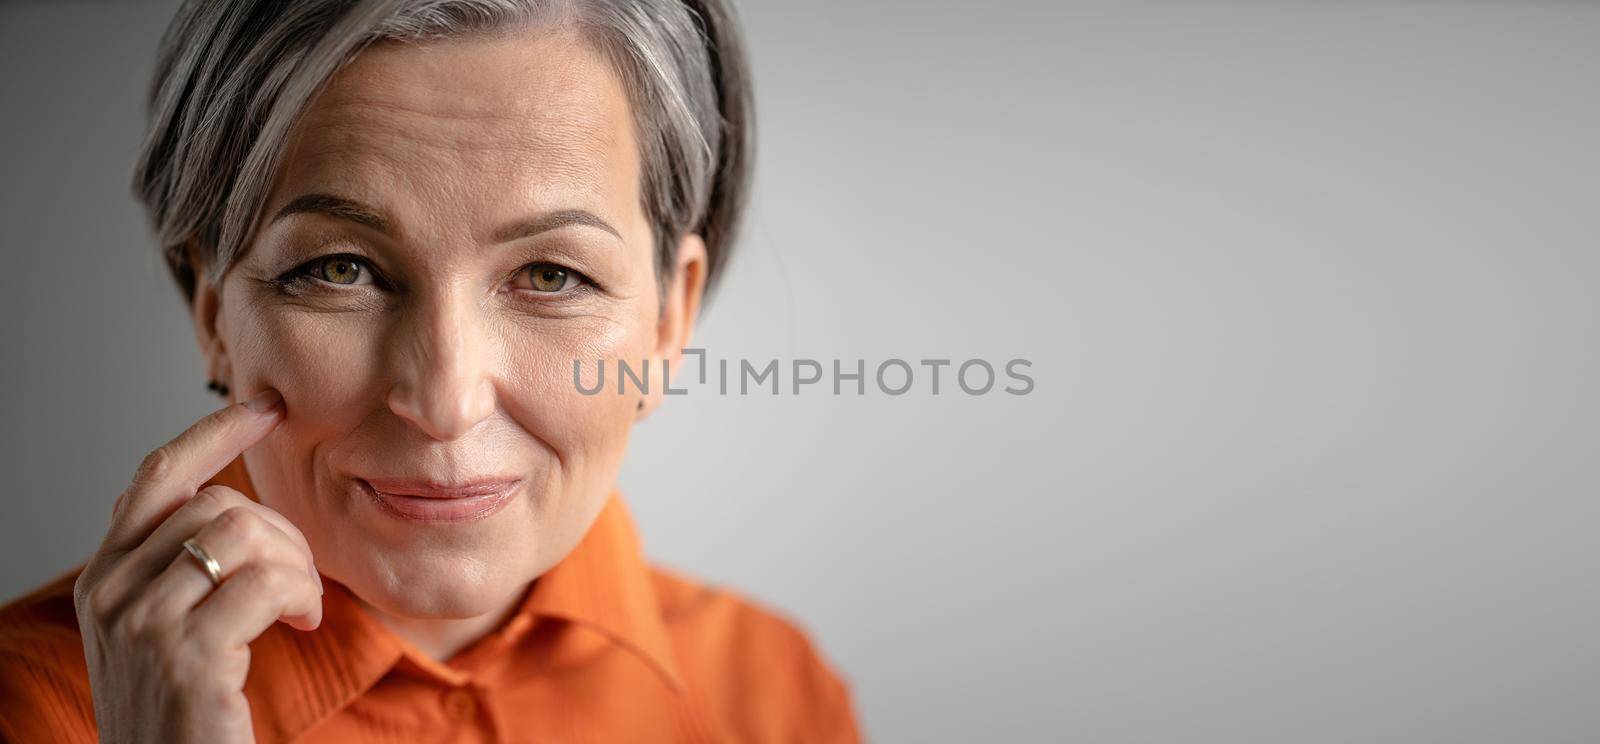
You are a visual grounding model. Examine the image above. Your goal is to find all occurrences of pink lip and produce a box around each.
[358,477,522,523]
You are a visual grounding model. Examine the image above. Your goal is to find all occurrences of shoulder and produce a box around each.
[649,564,862,743]
[0,566,97,743]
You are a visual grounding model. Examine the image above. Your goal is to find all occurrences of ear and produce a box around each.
[186,240,233,401]
[638,233,707,420]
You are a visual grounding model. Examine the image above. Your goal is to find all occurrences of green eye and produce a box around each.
[508,262,591,296]
[315,256,366,285]
[529,265,570,292]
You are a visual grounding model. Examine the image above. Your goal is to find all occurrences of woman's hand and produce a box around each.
[71,389,323,744]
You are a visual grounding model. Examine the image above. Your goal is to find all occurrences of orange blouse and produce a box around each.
[0,456,862,742]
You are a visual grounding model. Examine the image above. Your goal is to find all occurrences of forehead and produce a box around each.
[268,26,641,237]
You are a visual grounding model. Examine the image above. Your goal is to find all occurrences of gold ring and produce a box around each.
[181,537,224,587]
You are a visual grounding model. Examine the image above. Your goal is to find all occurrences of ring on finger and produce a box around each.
[181,537,224,588]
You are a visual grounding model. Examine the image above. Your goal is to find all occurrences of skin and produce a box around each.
[73,24,706,741]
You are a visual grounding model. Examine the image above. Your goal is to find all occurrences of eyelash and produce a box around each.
[273,253,596,297]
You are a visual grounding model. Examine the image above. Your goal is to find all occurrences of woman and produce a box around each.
[0,0,861,741]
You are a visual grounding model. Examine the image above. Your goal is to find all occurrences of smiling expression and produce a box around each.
[192,26,703,619]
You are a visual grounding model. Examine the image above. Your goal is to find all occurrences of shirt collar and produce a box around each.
[202,455,685,741]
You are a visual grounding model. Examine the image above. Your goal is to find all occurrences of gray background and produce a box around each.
[3,1,1597,741]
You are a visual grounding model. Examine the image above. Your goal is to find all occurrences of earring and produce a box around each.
[207,379,230,397]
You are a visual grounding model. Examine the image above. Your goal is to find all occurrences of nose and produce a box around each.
[385,291,497,441]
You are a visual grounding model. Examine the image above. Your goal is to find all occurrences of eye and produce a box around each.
[303,254,374,286]
[514,263,588,294]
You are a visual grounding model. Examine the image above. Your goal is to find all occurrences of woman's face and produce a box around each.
[191,27,703,619]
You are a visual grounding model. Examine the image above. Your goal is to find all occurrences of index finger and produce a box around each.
[103,388,285,553]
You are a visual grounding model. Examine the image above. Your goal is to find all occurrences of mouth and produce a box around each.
[357,477,522,523]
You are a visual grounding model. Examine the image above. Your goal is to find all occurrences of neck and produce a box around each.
[351,586,527,662]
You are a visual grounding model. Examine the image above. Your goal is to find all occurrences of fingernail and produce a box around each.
[242,389,282,414]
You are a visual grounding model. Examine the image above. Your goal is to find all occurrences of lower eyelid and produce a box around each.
[510,282,597,302]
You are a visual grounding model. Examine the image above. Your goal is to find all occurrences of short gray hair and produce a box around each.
[134,0,752,304]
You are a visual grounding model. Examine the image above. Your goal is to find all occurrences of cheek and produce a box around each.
[229,307,381,423]
[494,311,652,465]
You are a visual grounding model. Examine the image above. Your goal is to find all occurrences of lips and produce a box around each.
[358,477,522,522]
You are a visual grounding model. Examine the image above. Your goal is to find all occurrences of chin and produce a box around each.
[348,552,534,620]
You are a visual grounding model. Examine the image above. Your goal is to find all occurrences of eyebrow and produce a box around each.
[272,194,392,233]
[270,193,623,243]
[491,209,623,243]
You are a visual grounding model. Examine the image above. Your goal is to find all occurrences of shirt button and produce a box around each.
[442,687,478,721]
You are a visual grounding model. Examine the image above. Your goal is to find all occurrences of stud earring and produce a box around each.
[207,379,230,397]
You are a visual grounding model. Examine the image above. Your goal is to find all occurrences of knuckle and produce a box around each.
[213,505,263,541]
[219,509,278,565]
[85,581,119,623]
[109,488,133,519]
[186,487,221,515]
[133,446,179,486]
[232,562,270,588]
[235,562,298,599]
[71,570,94,610]
[260,564,294,592]
[187,485,238,516]
[255,564,300,596]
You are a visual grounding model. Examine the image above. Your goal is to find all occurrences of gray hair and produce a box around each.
[133,0,751,304]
